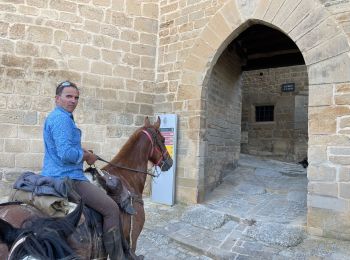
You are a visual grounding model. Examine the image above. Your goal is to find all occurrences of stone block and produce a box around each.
[263,0,285,22]
[339,167,350,182]
[252,0,271,19]
[126,0,141,16]
[297,17,341,53]
[18,125,42,139]
[339,183,350,199]
[0,153,15,168]
[308,207,350,240]
[93,35,112,48]
[139,104,153,115]
[308,182,338,197]
[69,29,91,44]
[15,41,39,56]
[308,145,327,164]
[118,90,136,103]
[80,125,105,142]
[103,77,124,89]
[120,30,139,42]
[135,92,154,104]
[308,194,348,212]
[94,111,116,125]
[200,26,222,52]
[15,153,43,169]
[335,94,350,105]
[132,43,156,56]
[134,17,158,34]
[41,46,62,59]
[101,24,119,38]
[27,26,53,44]
[220,1,242,27]
[33,58,57,69]
[32,97,53,112]
[96,88,116,99]
[102,49,121,64]
[308,164,336,182]
[132,69,154,81]
[273,0,301,26]
[281,0,314,33]
[82,45,100,60]
[117,113,134,125]
[50,0,77,13]
[68,58,89,72]
[176,186,197,204]
[8,95,31,110]
[30,140,44,153]
[83,20,100,34]
[113,65,132,78]
[61,42,81,56]
[142,3,158,19]
[9,23,25,40]
[309,84,333,106]
[140,33,157,45]
[91,61,113,75]
[329,155,350,165]
[5,139,30,153]
[141,56,155,68]
[125,103,139,114]
[0,124,17,138]
[304,34,349,65]
[0,38,14,53]
[177,84,201,100]
[102,100,124,112]
[309,106,350,134]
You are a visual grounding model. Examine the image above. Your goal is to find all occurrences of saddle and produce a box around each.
[84,166,136,215]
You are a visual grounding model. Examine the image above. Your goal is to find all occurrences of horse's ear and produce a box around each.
[144,116,151,127]
[154,116,161,129]
[55,199,83,237]
[0,218,20,246]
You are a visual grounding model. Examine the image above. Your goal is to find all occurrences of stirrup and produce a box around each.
[120,198,136,215]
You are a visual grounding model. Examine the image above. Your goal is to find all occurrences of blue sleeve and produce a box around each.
[50,116,83,164]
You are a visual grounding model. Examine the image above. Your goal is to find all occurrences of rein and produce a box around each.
[95,155,158,177]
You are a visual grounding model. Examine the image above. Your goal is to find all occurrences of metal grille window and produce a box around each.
[255,105,274,122]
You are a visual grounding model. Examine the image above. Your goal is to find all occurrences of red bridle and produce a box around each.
[142,129,168,167]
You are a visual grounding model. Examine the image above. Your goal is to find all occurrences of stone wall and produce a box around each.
[241,65,308,162]
[203,49,242,194]
[0,0,159,199]
[2,0,350,241]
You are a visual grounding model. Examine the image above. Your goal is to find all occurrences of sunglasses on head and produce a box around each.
[56,81,78,95]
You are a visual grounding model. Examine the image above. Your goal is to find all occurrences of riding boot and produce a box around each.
[119,197,136,215]
[103,227,128,260]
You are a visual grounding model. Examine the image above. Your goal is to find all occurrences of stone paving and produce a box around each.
[136,154,350,260]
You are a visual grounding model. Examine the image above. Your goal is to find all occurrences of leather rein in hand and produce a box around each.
[95,155,158,178]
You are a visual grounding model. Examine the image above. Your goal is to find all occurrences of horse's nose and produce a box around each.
[161,157,173,171]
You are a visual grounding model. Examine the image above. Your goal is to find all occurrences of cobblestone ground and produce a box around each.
[136,154,350,260]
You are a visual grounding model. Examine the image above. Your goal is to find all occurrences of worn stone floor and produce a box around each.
[136,154,350,260]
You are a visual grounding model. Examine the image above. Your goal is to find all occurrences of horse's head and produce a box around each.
[0,200,83,260]
[143,116,173,171]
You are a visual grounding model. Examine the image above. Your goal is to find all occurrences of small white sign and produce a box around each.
[151,114,177,205]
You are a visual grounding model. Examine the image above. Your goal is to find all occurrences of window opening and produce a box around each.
[255,105,274,122]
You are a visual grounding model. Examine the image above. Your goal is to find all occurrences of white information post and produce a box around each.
[151,114,177,206]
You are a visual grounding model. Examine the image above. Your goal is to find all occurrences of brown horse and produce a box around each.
[0,116,173,259]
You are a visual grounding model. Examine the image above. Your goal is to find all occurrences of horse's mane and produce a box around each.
[9,201,83,260]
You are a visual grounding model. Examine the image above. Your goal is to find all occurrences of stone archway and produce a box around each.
[178,0,350,239]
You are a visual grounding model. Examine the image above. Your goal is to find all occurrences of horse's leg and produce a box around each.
[121,206,145,251]
[130,206,145,252]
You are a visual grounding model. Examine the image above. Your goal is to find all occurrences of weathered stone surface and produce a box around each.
[244,222,305,247]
